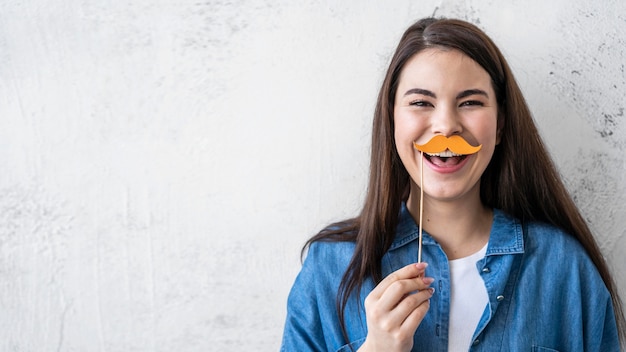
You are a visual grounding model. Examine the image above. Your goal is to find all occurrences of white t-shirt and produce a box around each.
[448,243,489,351]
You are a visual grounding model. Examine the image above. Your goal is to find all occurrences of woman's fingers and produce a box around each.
[369,263,433,313]
[369,262,429,300]
[364,262,435,327]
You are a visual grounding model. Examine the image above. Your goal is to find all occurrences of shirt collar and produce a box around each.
[389,202,524,255]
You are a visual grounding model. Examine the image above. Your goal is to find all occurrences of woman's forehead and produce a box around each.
[397,49,493,96]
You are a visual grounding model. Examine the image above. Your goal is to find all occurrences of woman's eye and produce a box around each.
[460,100,484,107]
[409,100,432,107]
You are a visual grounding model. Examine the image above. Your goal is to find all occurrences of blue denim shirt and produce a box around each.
[281,204,620,351]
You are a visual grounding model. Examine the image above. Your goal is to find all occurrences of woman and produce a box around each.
[281,17,624,351]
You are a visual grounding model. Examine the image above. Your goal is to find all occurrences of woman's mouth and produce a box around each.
[424,150,468,167]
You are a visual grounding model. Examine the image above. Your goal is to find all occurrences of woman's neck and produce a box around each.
[406,187,493,260]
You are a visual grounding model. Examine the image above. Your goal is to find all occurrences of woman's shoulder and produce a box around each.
[286,237,358,309]
[520,218,605,285]
[493,210,599,275]
[303,220,359,264]
[305,238,357,269]
[522,219,586,256]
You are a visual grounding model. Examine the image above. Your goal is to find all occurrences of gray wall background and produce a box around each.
[0,1,624,351]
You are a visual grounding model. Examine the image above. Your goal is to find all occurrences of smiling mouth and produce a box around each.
[424,150,469,167]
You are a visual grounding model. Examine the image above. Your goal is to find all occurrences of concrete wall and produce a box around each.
[0,1,624,351]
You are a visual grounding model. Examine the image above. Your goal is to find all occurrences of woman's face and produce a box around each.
[394,48,500,204]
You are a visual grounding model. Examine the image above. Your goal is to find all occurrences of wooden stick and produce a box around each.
[418,150,424,263]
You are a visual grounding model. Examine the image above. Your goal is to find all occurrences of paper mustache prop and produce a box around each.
[413,135,482,155]
[412,135,482,262]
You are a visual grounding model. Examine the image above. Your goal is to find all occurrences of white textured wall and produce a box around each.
[0,1,624,351]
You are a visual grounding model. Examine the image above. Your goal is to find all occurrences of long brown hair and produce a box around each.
[304,17,625,344]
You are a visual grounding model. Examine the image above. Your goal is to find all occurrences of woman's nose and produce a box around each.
[431,105,462,136]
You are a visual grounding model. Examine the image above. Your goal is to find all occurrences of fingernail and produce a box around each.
[422,277,435,285]
[415,262,428,269]
[429,287,435,294]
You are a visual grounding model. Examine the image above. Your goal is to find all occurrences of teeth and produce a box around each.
[426,150,461,157]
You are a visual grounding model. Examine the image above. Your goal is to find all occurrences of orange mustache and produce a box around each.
[413,135,482,155]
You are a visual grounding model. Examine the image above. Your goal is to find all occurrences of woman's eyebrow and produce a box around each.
[456,89,489,99]
[403,88,489,99]
[403,88,436,98]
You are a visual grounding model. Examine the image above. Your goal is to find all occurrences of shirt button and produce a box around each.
[496,295,505,301]
[472,339,480,346]
[482,267,490,273]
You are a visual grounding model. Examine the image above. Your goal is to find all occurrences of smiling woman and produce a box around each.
[280,17,624,352]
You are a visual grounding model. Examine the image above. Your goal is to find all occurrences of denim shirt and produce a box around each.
[280,204,621,351]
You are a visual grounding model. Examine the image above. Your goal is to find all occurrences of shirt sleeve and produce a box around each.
[280,240,368,352]
[280,243,328,352]
[595,292,621,352]
[573,240,621,351]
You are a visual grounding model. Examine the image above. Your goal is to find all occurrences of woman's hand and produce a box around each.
[358,262,434,352]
